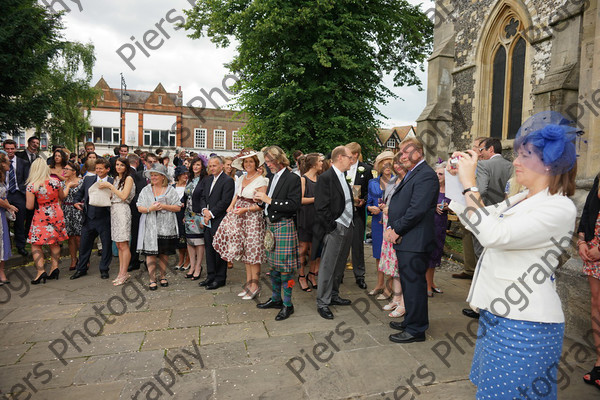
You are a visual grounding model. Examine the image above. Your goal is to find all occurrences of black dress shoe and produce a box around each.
[127,264,141,272]
[389,331,426,343]
[330,297,352,306]
[389,321,406,331]
[100,271,109,279]
[205,281,224,290]
[462,308,480,319]
[275,305,294,321]
[356,278,367,290]
[70,270,87,280]
[17,248,28,257]
[199,279,213,287]
[318,306,334,320]
[257,298,284,309]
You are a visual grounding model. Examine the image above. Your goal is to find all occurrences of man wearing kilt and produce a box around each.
[254,146,302,321]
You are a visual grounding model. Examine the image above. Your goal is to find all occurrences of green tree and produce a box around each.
[0,0,62,133]
[43,42,99,151]
[183,0,432,156]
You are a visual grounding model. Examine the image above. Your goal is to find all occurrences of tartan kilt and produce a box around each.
[266,218,300,273]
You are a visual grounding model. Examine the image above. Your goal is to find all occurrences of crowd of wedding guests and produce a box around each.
[3,116,600,396]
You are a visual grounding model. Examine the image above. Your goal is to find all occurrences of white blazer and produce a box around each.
[450,188,576,323]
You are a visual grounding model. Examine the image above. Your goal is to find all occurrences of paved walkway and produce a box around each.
[0,248,597,399]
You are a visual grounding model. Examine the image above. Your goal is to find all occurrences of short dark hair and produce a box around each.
[484,138,502,155]
[119,144,129,151]
[28,136,40,144]
[2,139,16,148]
[84,141,95,149]
[95,157,110,168]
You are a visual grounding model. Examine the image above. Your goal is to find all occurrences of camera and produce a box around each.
[449,156,461,168]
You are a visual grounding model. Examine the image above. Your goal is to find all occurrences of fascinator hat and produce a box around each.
[514,111,581,175]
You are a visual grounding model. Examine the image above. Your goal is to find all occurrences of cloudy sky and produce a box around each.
[58,0,435,128]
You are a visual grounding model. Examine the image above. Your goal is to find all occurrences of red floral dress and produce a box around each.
[583,211,600,280]
[27,179,68,245]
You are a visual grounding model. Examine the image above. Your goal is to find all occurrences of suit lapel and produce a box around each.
[395,162,425,194]
[272,169,287,199]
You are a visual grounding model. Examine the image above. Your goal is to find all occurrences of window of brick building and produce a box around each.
[386,138,396,149]
[232,130,242,150]
[88,127,121,145]
[213,129,226,149]
[143,129,176,147]
[194,128,207,149]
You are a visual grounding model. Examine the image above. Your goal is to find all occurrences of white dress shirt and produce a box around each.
[265,167,285,215]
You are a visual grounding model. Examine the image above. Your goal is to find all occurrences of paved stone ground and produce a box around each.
[0,247,597,399]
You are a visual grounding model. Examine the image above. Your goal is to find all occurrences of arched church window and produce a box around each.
[489,17,527,140]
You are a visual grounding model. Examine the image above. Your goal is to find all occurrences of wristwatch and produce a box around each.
[462,186,479,195]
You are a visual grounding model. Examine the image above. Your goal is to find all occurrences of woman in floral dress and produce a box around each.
[213,149,268,299]
[26,159,68,284]
[62,161,83,270]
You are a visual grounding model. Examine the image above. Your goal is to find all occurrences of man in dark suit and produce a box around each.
[384,138,439,343]
[16,136,40,165]
[70,158,114,280]
[314,145,355,320]
[110,144,129,177]
[3,139,31,256]
[127,154,146,272]
[254,146,302,321]
[193,156,234,289]
[345,142,374,289]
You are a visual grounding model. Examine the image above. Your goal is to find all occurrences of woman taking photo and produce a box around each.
[98,157,135,286]
[26,159,68,284]
[578,170,600,389]
[183,157,208,280]
[49,148,67,181]
[366,151,395,297]
[448,112,578,399]
[62,161,84,270]
[0,154,17,284]
[213,149,268,299]
[137,164,181,290]
[297,153,323,291]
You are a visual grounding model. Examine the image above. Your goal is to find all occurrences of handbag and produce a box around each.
[88,182,112,207]
[6,210,15,222]
[264,229,275,252]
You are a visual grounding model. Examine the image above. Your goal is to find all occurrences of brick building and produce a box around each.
[89,78,247,156]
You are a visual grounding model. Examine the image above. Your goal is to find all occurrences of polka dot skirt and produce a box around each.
[470,310,564,399]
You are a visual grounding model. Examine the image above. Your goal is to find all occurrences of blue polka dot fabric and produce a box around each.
[470,310,564,399]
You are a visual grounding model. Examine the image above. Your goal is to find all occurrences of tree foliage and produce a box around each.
[183,0,433,156]
[0,0,98,150]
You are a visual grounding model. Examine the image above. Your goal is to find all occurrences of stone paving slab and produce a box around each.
[102,310,171,335]
[0,253,597,399]
[170,306,228,328]
[201,321,268,345]
[142,328,200,351]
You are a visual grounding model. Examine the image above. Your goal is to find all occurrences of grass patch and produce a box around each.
[445,235,463,254]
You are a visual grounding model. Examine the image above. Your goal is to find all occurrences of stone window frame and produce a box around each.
[471,1,534,147]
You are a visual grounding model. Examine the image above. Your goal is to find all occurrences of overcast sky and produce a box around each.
[58,0,435,128]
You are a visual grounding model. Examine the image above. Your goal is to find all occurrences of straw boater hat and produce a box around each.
[231,149,265,170]
[373,150,395,172]
[144,163,170,180]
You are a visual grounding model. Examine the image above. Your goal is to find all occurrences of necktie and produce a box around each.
[8,161,17,193]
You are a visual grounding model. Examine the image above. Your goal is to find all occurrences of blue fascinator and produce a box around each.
[514,111,581,175]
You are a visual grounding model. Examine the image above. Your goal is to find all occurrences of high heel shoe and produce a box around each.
[191,268,203,281]
[307,271,318,290]
[69,258,78,271]
[31,272,48,285]
[180,264,190,271]
[242,288,260,300]
[383,301,402,311]
[48,268,60,280]
[298,274,311,292]
[389,306,406,318]
[113,274,130,286]
[368,288,384,296]
[185,273,194,279]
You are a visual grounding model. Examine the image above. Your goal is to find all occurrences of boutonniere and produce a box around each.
[346,176,352,183]
[358,166,365,173]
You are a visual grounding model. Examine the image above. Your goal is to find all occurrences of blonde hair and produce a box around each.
[26,158,51,190]
[263,146,290,168]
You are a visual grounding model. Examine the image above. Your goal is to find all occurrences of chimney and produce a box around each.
[177,85,183,106]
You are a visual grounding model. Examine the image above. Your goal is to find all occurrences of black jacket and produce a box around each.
[73,175,114,221]
[193,172,235,234]
[349,161,373,222]
[262,168,301,223]
[314,166,354,242]
[578,176,600,242]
